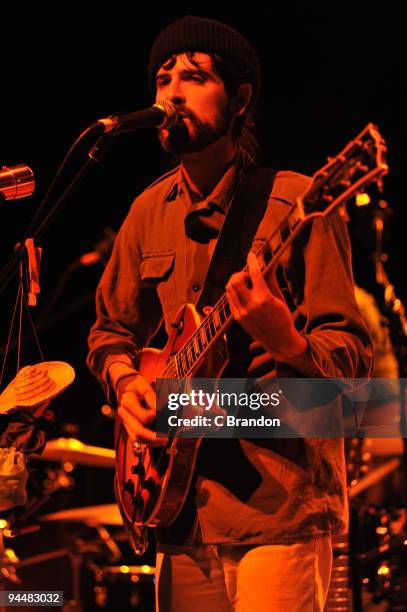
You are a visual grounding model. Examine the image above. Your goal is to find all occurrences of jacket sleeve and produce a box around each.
[86,198,163,401]
[277,209,373,379]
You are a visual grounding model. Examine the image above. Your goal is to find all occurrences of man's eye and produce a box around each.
[188,74,204,83]
[156,78,169,87]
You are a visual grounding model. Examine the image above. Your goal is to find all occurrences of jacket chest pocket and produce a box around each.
[140,252,177,328]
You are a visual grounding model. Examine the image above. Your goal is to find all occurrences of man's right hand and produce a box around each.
[115,373,166,447]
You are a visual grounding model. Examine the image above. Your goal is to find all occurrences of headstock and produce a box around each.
[300,123,388,218]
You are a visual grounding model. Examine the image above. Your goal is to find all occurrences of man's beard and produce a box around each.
[158,104,232,154]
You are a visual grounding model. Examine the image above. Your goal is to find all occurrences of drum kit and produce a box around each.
[0,437,155,611]
[1,433,406,610]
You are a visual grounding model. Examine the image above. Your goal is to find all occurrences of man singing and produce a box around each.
[87,15,372,611]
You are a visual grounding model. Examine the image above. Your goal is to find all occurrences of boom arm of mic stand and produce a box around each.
[33,136,112,241]
[0,135,112,296]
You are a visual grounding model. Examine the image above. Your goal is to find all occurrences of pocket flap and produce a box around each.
[140,253,175,280]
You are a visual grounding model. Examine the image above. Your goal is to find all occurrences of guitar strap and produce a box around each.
[196,166,277,313]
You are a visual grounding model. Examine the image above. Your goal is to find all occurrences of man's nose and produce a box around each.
[166,79,185,105]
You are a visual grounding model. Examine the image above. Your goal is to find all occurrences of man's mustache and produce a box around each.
[175,108,198,123]
[158,108,197,134]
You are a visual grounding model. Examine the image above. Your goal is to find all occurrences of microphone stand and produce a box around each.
[0,134,112,609]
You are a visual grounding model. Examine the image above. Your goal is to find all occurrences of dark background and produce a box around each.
[0,2,404,597]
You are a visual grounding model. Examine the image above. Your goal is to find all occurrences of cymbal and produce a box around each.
[32,437,115,468]
[39,503,122,525]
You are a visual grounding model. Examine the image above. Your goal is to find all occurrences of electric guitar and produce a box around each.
[114,123,388,554]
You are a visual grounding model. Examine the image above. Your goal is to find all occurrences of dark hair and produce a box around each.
[209,53,259,168]
[160,51,260,167]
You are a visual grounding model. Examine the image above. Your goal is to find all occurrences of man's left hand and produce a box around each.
[226,252,307,362]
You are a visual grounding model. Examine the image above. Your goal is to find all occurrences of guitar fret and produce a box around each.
[164,357,172,378]
[170,356,178,378]
[213,307,221,329]
[262,243,272,265]
[218,305,226,325]
[203,323,211,344]
[280,221,290,242]
[200,328,208,350]
[193,336,200,356]
[188,342,196,363]
[190,340,196,361]
[184,349,191,371]
[180,353,188,377]
[208,318,216,338]
[270,232,281,253]
[175,357,183,379]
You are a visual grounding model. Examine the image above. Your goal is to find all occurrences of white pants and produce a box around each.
[156,535,332,611]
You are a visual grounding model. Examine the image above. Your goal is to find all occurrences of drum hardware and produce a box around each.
[3,522,131,611]
[2,462,76,541]
[88,561,155,609]
[348,503,407,611]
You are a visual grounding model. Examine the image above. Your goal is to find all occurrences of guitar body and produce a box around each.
[114,303,228,532]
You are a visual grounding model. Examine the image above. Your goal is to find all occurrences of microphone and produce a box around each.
[0,164,35,203]
[94,100,178,134]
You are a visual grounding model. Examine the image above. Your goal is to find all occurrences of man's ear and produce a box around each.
[232,83,253,117]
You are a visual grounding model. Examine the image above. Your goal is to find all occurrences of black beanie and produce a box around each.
[148,15,261,101]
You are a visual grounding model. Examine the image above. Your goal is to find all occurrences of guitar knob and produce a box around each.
[131,464,145,478]
[141,477,156,493]
[131,493,144,509]
[123,479,135,495]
